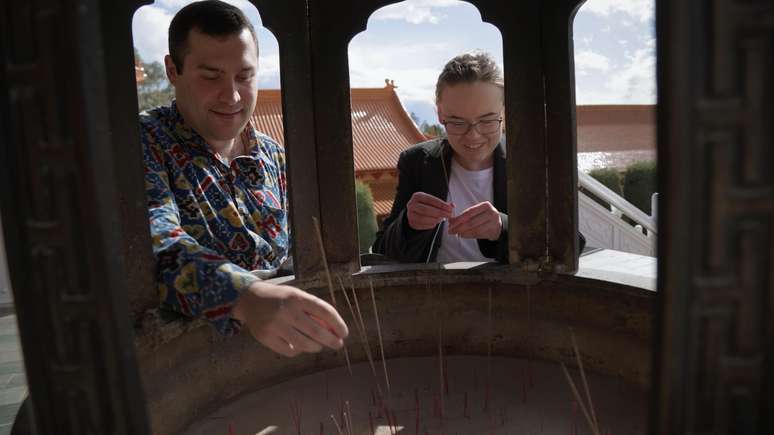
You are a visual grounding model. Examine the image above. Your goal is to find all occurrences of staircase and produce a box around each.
[578,171,657,257]
[0,214,11,309]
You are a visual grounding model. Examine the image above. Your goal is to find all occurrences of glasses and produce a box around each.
[441,118,503,136]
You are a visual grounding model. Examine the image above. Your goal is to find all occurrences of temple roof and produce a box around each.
[252,84,427,173]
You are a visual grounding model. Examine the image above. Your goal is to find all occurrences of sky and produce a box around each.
[132,0,656,125]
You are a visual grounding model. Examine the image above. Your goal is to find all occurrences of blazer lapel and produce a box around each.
[493,138,507,213]
[423,139,453,201]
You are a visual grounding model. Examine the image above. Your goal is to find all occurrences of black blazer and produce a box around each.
[372,137,510,263]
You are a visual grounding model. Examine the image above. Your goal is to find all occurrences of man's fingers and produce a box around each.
[284,327,324,353]
[259,334,300,358]
[294,295,349,341]
[296,311,345,350]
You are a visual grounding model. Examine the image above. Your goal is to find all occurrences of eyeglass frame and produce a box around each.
[440,117,504,136]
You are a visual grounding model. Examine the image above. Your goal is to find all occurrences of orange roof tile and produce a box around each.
[373,199,394,217]
[252,85,426,172]
[576,105,655,152]
[366,181,399,217]
[252,96,654,172]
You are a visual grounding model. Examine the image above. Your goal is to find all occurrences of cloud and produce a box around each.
[371,0,465,24]
[580,0,654,22]
[348,41,456,105]
[132,5,174,66]
[258,54,280,84]
[133,0,269,67]
[609,46,656,101]
[575,50,610,72]
[154,0,258,16]
[576,44,655,104]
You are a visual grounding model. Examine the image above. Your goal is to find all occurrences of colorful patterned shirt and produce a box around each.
[140,102,290,336]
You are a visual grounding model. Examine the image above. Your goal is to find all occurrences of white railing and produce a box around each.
[578,171,657,235]
[0,213,11,308]
[578,170,657,256]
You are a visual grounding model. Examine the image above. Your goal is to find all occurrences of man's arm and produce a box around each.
[143,130,348,353]
[143,134,259,336]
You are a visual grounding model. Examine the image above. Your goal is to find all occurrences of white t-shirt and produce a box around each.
[435,159,496,263]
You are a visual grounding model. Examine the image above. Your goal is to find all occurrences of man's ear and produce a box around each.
[436,105,443,124]
[164,55,178,86]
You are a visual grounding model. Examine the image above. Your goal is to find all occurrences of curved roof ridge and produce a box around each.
[253,85,427,172]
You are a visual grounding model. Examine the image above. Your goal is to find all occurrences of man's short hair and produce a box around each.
[435,52,504,104]
[168,0,258,73]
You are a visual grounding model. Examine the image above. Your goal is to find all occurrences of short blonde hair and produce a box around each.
[435,52,504,104]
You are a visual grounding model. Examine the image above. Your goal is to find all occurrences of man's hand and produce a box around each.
[231,281,349,357]
[406,192,454,231]
[447,201,503,241]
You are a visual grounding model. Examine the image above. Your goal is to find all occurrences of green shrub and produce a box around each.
[588,167,623,194]
[355,180,378,253]
[622,161,657,215]
[585,167,623,209]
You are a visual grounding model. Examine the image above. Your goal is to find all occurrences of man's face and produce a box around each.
[165,28,258,148]
[437,81,504,170]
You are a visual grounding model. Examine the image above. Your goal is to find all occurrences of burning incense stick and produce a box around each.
[438,319,444,416]
[437,282,445,417]
[569,328,599,431]
[330,414,344,435]
[487,286,493,381]
[311,217,352,374]
[289,399,302,435]
[369,278,391,392]
[344,400,354,434]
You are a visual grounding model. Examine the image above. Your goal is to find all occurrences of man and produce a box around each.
[139,0,347,357]
[372,52,584,263]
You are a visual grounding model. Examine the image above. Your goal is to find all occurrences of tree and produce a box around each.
[135,49,175,112]
[355,180,378,253]
[410,111,445,138]
[410,111,422,126]
[420,121,444,138]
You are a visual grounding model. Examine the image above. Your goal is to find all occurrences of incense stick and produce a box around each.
[312,217,351,374]
[570,328,599,431]
[487,286,493,380]
[369,278,391,392]
[329,414,344,435]
[312,217,336,306]
[560,363,601,435]
[338,277,377,376]
[350,281,378,377]
[437,282,445,417]
[345,401,354,435]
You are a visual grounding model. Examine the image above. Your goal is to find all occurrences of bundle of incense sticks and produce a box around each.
[560,328,602,435]
[311,217,352,374]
